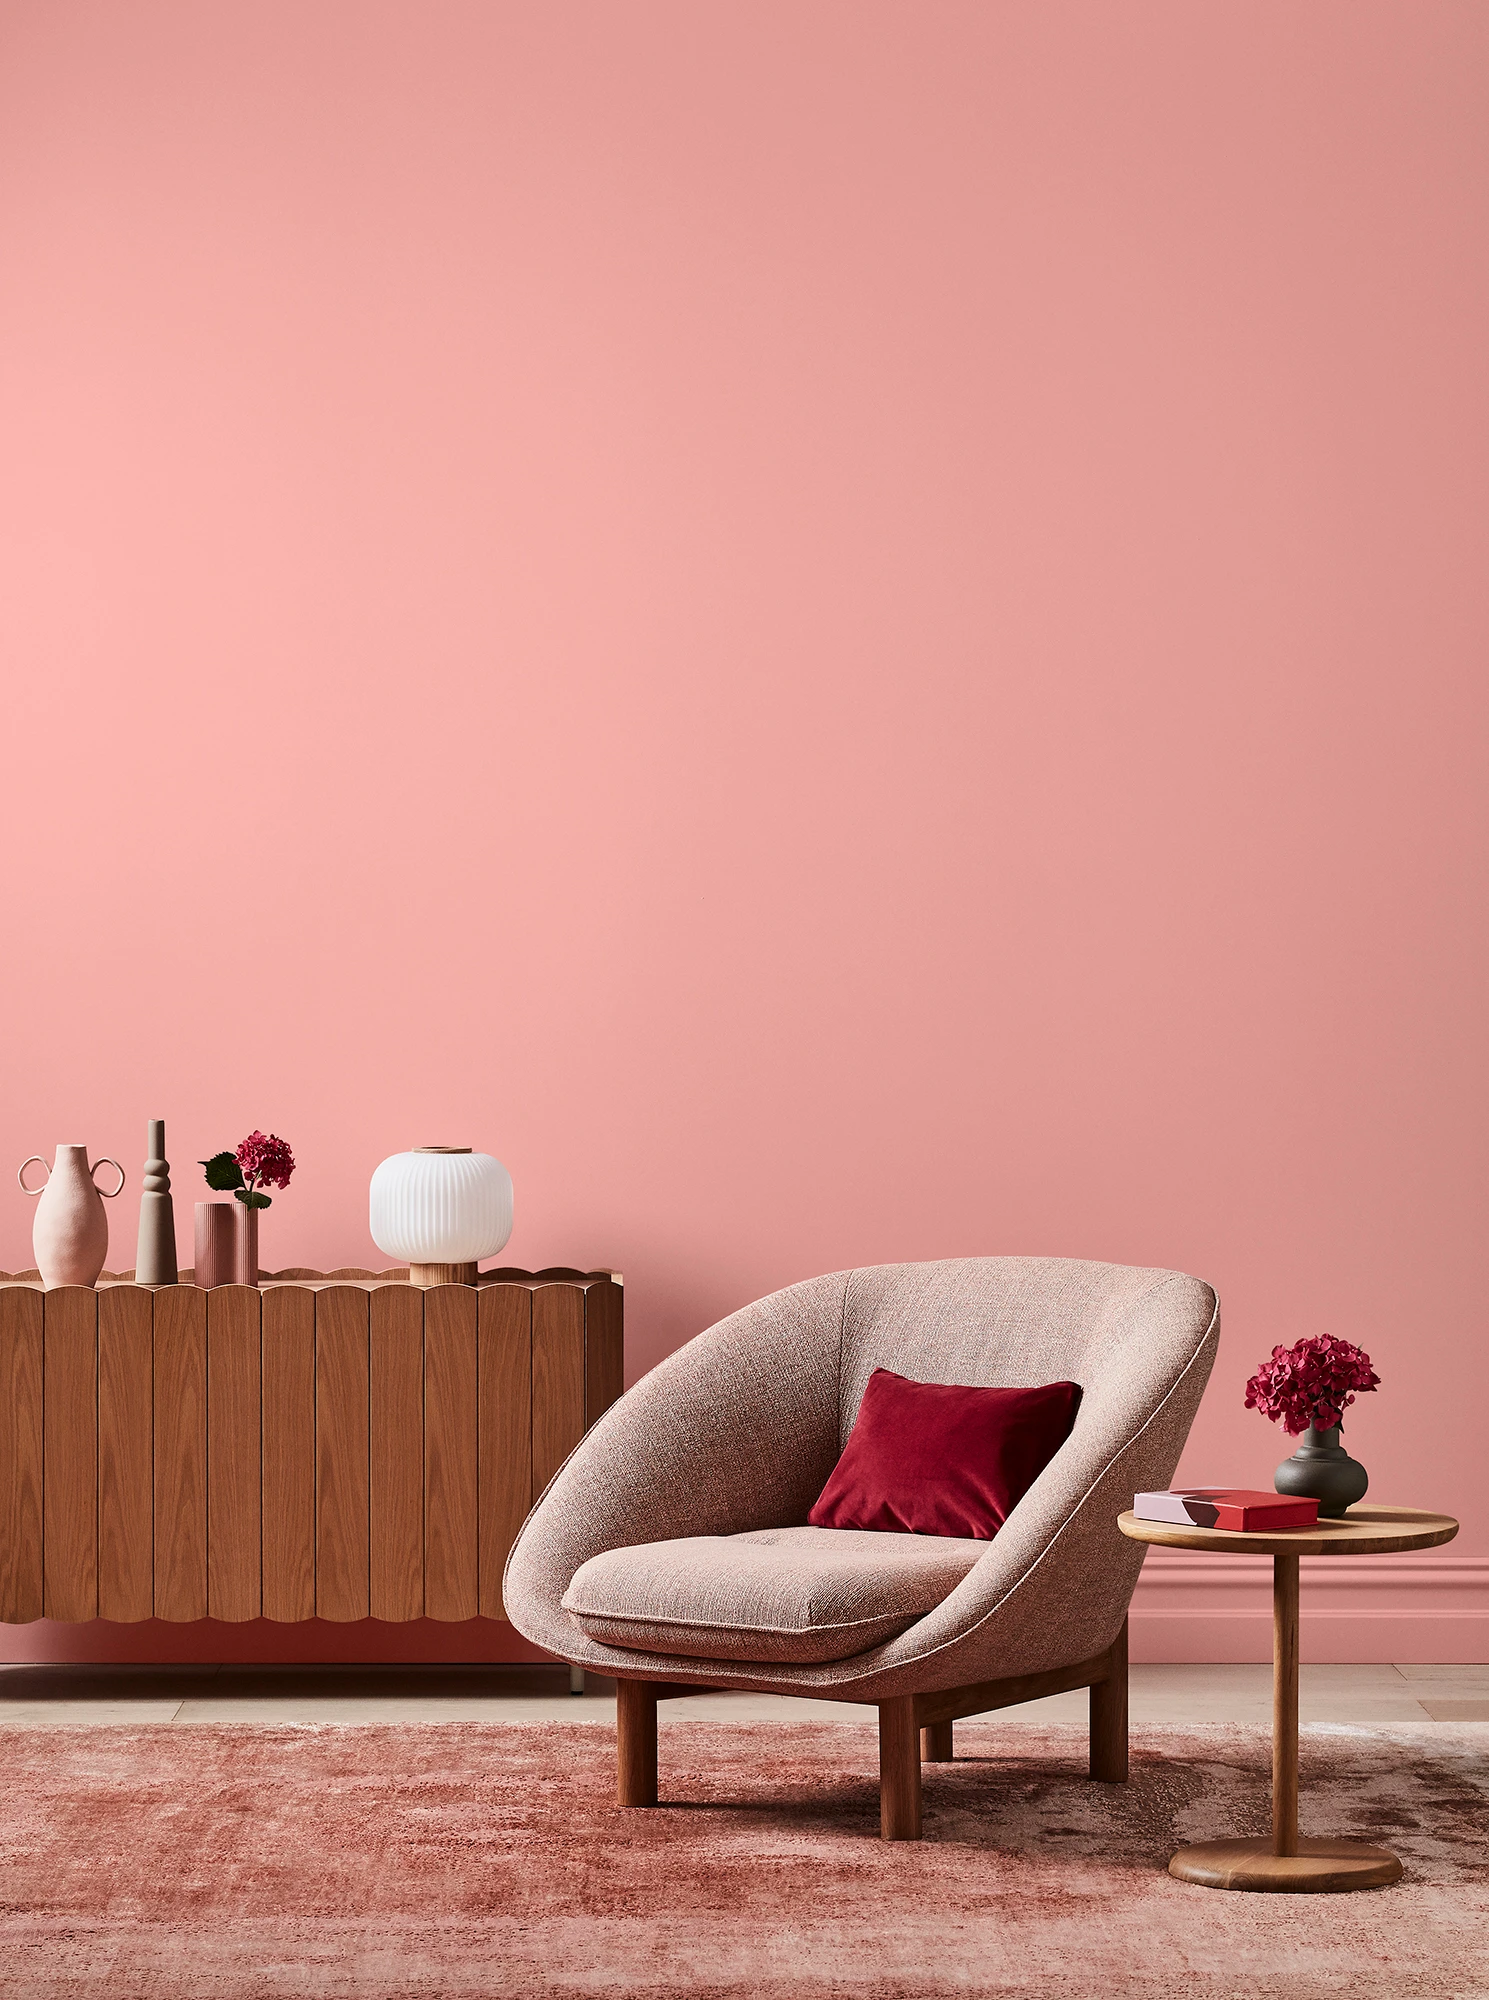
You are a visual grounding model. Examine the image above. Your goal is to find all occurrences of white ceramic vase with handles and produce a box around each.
[18,1145,126,1288]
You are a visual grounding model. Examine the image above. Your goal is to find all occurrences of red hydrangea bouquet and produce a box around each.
[1246,1335,1380,1518]
[1244,1336,1380,1436]
[201,1131,296,1210]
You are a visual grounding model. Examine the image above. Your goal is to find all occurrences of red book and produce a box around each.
[1133,1488,1319,1531]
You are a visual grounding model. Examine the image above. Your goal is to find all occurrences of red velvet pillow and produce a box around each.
[807,1369,1082,1540]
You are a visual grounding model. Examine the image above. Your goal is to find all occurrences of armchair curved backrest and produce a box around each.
[505,1257,1219,1700]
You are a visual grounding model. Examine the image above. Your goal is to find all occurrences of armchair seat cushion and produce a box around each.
[562,1525,987,1664]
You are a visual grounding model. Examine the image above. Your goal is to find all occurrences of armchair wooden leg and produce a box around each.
[920,1720,954,1762]
[617,1679,659,1807]
[1089,1616,1129,1783]
[879,1696,923,1840]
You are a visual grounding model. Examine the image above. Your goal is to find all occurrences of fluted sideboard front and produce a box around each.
[0,1269,622,1624]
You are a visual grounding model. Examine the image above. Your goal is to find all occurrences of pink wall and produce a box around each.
[2,2,1486,1665]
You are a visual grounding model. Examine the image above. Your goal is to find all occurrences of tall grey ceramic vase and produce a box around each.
[134,1118,178,1285]
[1274,1423,1368,1518]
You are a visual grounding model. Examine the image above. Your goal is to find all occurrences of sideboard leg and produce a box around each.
[616,1679,659,1807]
[1090,1616,1129,1782]
[569,1664,586,1696]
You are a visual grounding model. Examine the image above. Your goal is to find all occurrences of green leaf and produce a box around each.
[201,1152,244,1192]
[236,1189,272,1209]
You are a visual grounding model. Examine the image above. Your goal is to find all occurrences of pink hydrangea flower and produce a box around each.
[1244,1335,1380,1436]
[236,1131,295,1192]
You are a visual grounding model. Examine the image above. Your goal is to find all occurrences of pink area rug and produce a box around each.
[1,1719,1485,1998]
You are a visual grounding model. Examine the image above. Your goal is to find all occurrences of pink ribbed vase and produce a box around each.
[233,1204,259,1287]
[194,1202,236,1289]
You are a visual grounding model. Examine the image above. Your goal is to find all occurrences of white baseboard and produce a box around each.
[1128,1550,1489,1664]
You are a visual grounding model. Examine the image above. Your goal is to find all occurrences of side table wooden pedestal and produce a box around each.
[1118,1505,1459,1893]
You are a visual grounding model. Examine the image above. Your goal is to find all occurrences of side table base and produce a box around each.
[1169,1836,1402,1893]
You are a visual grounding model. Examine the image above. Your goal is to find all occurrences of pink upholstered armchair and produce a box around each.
[505,1257,1219,1839]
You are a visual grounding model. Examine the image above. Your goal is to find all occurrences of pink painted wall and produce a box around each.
[2,2,1486,1664]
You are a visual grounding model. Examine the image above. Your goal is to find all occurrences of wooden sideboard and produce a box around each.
[0,1268,621,1625]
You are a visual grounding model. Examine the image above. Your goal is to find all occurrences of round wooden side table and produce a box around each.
[1118,1503,1459,1892]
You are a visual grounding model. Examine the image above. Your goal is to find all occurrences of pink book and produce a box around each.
[1133,1488,1319,1531]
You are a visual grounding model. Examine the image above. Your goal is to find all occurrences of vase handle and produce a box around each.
[91,1157,126,1198]
[17,1156,48,1196]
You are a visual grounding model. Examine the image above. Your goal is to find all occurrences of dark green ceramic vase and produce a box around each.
[1273,1424,1368,1518]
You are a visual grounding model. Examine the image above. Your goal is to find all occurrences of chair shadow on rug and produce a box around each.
[505,1256,1219,1840]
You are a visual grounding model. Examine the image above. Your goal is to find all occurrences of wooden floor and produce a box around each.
[0,1661,1484,1726]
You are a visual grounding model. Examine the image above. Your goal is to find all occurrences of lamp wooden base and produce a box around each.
[408,1261,479,1287]
[1168,1837,1402,1893]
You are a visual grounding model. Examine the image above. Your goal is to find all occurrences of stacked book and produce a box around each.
[1132,1488,1319,1530]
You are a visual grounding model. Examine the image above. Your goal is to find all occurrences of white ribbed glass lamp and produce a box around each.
[369,1146,513,1287]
